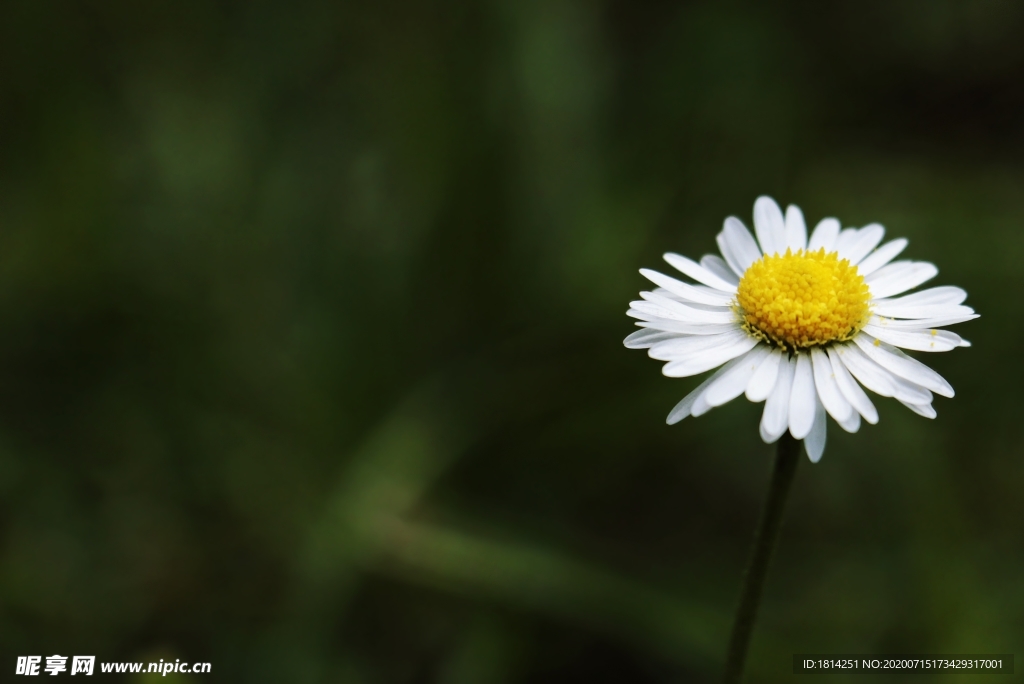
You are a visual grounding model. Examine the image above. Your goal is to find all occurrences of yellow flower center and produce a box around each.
[735,248,871,351]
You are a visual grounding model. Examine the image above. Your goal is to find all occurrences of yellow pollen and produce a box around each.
[735,248,871,351]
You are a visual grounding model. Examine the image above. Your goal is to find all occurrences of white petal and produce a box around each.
[639,269,736,306]
[892,378,933,405]
[832,343,897,397]
[867,313,978,329]
[642,290,731,311]
[804,397,827,463]
[701,255,740,285]
[753,196,785,256]
[784,205,807,252]
[634,293,736,324]
[760,356,795,443]
[715,237,743,279]
[810,347,854,425]
[807,217,840,252]
[862,325,963,352]
[704,346,773,407]
[651,286,700,305]
[833,228,859,258]
[826,346,878,424]
[836,403,861,433]
[662,335,759,377]
[666,363,735,424]
[717,217,762,275]
[691,390,713,417]
[651,295,732,313]
[648,329,750,361]
[663,253,738,293]
[632,317,738,335]
[856,238,908,276]
[872,285,966,309]
[630,299,703,323]
[870,302,974,320]
[853,335,954,397]
[865,261,938,299]
[746,347,783,402]
[899,399,937,419]
[624,329,676,349]
[788,353,816,440]
[844,224,885,264]
[839,345,933,405]
[652,287,721,308]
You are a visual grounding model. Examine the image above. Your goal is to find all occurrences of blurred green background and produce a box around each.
[0,1,1019,682]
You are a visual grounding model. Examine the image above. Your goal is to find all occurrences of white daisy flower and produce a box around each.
[625,196,977,462]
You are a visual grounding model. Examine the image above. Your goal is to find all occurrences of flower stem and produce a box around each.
[721,432,801,684]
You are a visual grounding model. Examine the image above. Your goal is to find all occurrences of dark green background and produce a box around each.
[0,2,1017,682]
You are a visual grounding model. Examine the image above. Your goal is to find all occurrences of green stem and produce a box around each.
[722,432,802,684]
